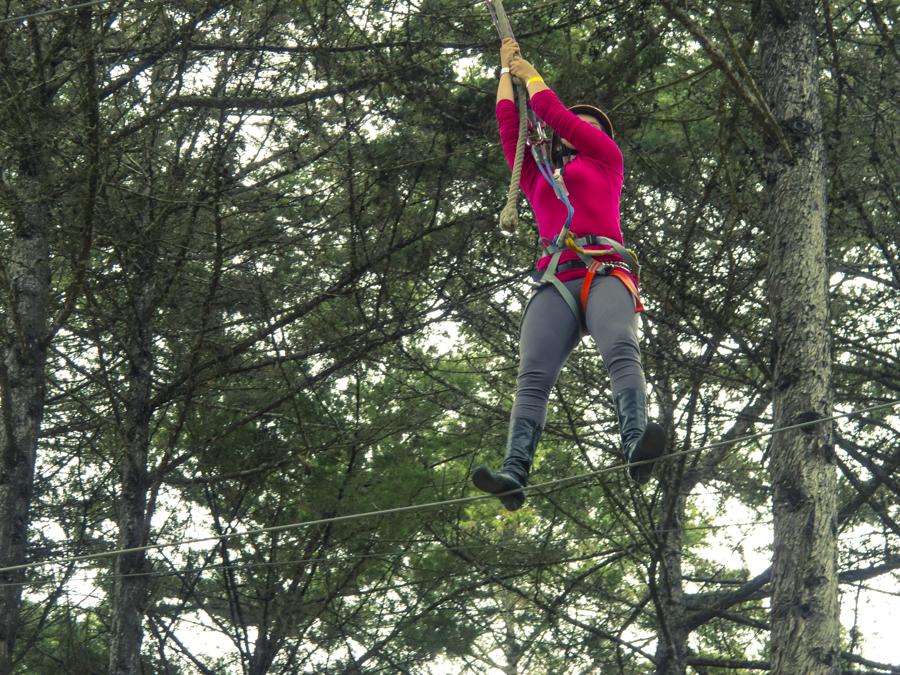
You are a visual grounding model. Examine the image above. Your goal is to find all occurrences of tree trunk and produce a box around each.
[248,631,279,675]
[0,154,51,674]
[108,236,158,674]
[760,1,839,673]
[652,483,688,674]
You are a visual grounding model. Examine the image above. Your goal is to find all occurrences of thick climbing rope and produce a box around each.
[0,400,895,576]
[486,0,528,233]
[484,0,583,252]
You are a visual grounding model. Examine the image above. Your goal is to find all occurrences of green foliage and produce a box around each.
[0,0,895,673]
[14,603,108,674]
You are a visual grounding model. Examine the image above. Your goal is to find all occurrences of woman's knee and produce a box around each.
[517,359,558,395]
[599,324,639,355]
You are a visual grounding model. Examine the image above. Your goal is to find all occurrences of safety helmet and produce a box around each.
[568,103,614,139]
[550,103,615,167]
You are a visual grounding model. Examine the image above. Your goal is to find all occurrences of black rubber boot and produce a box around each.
[613,388,666,485]
[472,417,543,511]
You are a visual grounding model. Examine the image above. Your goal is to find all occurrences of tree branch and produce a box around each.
[658,0,792,158]
[167,77,379,110]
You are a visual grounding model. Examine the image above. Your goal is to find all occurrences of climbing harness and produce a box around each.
[485,0,642,322]
[528,106,642,321]
[531,233,643,327]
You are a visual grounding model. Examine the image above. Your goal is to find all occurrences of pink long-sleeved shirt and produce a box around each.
[497,89,635,287]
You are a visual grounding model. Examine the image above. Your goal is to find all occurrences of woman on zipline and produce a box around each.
[473,38,666,510]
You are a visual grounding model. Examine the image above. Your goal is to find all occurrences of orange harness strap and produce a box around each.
[580,263,644,315]
[580,262,601,314]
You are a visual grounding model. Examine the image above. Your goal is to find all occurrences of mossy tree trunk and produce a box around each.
[760,1,839,672]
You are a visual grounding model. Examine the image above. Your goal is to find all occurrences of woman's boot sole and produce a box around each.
[472,467,526,511]
[629,423,667,485]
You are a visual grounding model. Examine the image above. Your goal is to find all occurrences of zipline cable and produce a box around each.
[0,0,111,24]
[0,400,896,576]
[3,518,780,589]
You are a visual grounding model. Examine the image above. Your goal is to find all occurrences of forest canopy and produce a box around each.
[0,0,897,673]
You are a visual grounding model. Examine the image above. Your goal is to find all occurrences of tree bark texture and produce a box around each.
[760,2,839,673]
[108,246,158,674]
[0,154,51,674]
[652,490,689,675]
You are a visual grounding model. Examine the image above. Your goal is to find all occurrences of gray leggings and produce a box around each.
[512,275,645,426]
